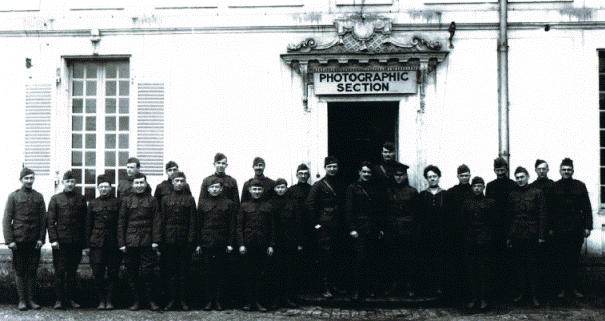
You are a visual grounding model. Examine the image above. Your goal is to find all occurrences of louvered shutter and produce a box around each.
[137,83,164,175]
[24,84,52,175]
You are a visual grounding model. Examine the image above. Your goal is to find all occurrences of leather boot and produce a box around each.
[179,285,189,311]
[16,276,27,311]
[105,282,115,310]
[66,279,80,308]
[215,280,224,311]
[128,280,140,311]
[53,279,64,309]
[25,277,40,310]
[145,283,160,311]
[95,279,106,310]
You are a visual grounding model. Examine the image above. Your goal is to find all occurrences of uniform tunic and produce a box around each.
[199,173,240,206]
[86,194,121,286]
[154,180,192,213]
[118,177,152,199]
[241,175,275,203]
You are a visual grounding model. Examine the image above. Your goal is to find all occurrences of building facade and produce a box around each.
[1,0,604,254]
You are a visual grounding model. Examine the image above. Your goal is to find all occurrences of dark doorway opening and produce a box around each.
[328,101,399,187]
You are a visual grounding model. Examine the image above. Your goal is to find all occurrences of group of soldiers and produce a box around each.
[2,143,593,312]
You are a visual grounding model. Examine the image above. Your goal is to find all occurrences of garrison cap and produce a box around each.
[253,157,265,166]
[457,164,470,175]
[133,172,146,180]
[275,178,288,187]
[249,179,263,188]
[393,163,409,173]
[20,167,34,180]
[494,157,509,169]
[170,171,186,180]
[208,176,223,186]
[561,158,574,167]
[535,159,547,168]
[165,161,178,170]
[63,170,76,181]
[514,166,529,176]
[297,163,309,172]
[214,153,227,163]
[471,176,485,185]
[97,174,111,186]
[324,156,338,167]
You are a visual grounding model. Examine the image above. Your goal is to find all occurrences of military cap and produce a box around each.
[249,179,263,188]
[133,172,146,180]
[471,176,485,185]
[63,170,76,180]
[297,163,309,172]
[165,161,178,170]
[324,156,338,167]
[393,163,409,173]
[383,142,395,151]
[97,175,111,186]
[253,157,265,166]
[494,157,509,169]
[561,158,574,167]
[457,164,470,175]
[514,166,529,176]
[275,178,288,187]
[208,176,223,186]
[170,171,186,180]
[19,167,34,180]
[214,153,227,163]
[535,159,547,168]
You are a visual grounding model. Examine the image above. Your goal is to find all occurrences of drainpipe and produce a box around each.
[498,0,510,167]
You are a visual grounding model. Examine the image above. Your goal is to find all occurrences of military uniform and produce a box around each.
[200,173,240,206]
[345,179,387,298]
[118,177,152,199]
[118,192,161,310]
[445,183,473,301]
[507,185,546,304]
[241,175,275,203]
[3,186,46,309]
[86,193,121,309]
[47,190,87,307]
[154,180,192,211]
[160,189,196,310]
[549,177,592,296]
[385,180,418,295]
[198,194,237,310]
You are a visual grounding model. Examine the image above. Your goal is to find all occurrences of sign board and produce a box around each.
[313,70,417,95]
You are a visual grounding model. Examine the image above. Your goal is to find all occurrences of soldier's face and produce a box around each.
[426,171,440,187]
[253,163,265,176]
[472,183,485,196]
[359,166,372,182]
[208,183,223,197]
[382,148,395,162]
[393,171,407,184]
[515,172,529,187]
[63,178,76,192]
[172,177,185,191]
[166,166,178,178]
[494,167,507,179]
[560,165,574,179]
[214,158,228,174]
[132,178,147,194]
[275,184,288,196]
[296,170,310,183]
[535,163,549,179]
[126,163,139,177]
[250,186,264,199]
[325,164,338,177]
[98,182,111,196]
[20,174,35,188]
[457,172,471,185]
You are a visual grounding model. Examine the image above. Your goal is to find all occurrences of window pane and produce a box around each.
[72,134,82,148]
[73,81,83,96]
[106,64,117,78]
[602,149,605,166]
[72,99,83,113]
[86,81,97,96]
[601,186,605,204]
[74,186,82,194]
[601,130,605,147]
[601,75,605,91]
[72,151,82,166]
[105,151,116,166]
[85,187,96,202]
[85,134,96,149]
[106,81,116,96]
[72,116,83,131]
[119,81,129,96]
[85,168,96,184]
[104,169,116,184]
[601,111,605,129]
[119,65,129,78]
[119,134,129,149]
[85,151,96,166]
[105,134,116,149]
[118,169,128,181]
[86,65,97,79]
[119,98,129,114]
[106,98,116,114]
[105,117,116,131]
[119,117,129,131]
[86,116,96,131]
[119,152,129,166]
[73,64,84,78]
[602,168,605,185]
[70,168,82,183]
[86,98,96,113]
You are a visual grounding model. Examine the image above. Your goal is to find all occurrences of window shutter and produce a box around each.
[137,82,164,175]
[24,84,52,175]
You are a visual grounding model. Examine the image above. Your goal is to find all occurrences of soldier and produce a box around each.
[506,167,546,307]
[118,157,152,199]
[372,142,398,189]
[461,177,496,310]
[288,164,312,206]
[47,170,87,309]
[384,162,418,297]
[346,162,387,300]
[153,161,192,210]
[549,158,592,299]
[237,179,274,312]
[3,168,45,310]
[268,178,303,308]
[85,175,121,310]
[417,165,448,296]
[305,156,344,299]
[199,153,240,205]
[197,177,237,311]
[118,172,161,311]
[160,171,196,311]
[530,159,555,192]
[241,157,275,203]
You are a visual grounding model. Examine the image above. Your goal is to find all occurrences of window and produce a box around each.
[600,51,605,204]
[70,61,130,200]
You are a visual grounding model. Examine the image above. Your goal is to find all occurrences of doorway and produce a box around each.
[328,101,399,187]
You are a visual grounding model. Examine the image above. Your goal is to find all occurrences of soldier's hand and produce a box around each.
[506,239,512,248]
[83,248,90,256]
[239,246,247,255]
[585,229,591,238]
[35,241,43,249]
[152,243,160,256]
[267,247,274,256]
[7,242,17,250]
[350,231,358,239]
[51,241,60,250]
[538,239,545,244]
[120,246,127,253]
[226,246,233,254]
[379,231,384,240]
[297,246,303,251]
[315,224,321,229]
[196,246,201,255]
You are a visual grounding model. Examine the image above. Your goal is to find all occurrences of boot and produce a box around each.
[466,299,476,309]
[105,282,115,310]
[25,277,40,310]
[321,279,333,299]
[66,279,81,308]
[531,283,540,307]
[15,276,27,311]
[284,297,298,308]
[53,281,64,310]
[215,282,224,311]
[179,282,189,311]
[128,280,140,311]
[145,283,160,311]
[254,301,268,312]
[95,279,106,310]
